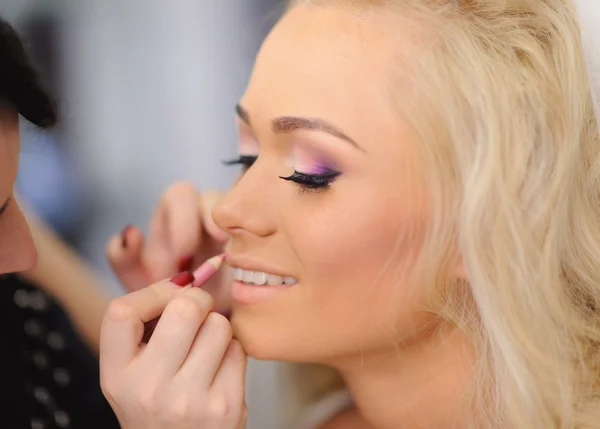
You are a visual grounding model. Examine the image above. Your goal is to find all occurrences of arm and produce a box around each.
[17,183,229,355]
[19,206,111,354]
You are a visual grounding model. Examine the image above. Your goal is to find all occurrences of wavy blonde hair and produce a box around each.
[280,0,600,428]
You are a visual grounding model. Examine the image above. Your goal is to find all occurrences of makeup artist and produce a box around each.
[1,17,246,429]
[0,17,121,428]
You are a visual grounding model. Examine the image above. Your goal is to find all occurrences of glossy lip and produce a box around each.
[226,253,295,278]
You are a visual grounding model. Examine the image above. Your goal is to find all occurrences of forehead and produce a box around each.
[242,4,407,143]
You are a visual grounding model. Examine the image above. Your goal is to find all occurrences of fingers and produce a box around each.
[145,182,204,279]
[211,340,248,427]
[140,286,215,376]
[162,183,203,257]
[107,225,148,292]
[107,185,228,297]
[100,279,181,378]
[176,312,233,387]
[237,408,248,429]
[199,190,228,243]
[101,279,246,429]
[211,340,247,403]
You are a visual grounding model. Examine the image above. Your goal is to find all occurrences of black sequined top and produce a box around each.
[0,275,120,429]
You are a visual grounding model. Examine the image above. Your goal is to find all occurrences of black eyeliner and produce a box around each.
[279,171,341,189]
[224,155,340,190]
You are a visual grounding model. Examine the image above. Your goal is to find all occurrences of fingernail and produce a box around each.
[121,225,133,248]
[177,254,194,272]
[170,271,195,287]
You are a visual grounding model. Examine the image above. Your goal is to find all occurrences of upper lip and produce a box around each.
[225,254,294,278]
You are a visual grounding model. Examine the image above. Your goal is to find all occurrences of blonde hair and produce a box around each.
[282,0,600,428]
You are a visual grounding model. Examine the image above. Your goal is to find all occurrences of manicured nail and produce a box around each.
[177,254,194,272]
[170,271,195,287]
[121,225,133,248]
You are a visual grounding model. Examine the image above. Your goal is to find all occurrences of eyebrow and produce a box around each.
[235,104,364,152]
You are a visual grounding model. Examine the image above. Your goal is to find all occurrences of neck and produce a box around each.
[330,328,473,429]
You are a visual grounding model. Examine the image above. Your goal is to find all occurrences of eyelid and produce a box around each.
[237,126,260,156]
[291,149,341,177]
[238,121,253,133]
[237,121,257,139]
[293,164,340,176]
[290,138,343,168]
[279,170,341,191]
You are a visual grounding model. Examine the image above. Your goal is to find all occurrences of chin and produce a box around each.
[230,311,294,361]
[229,308,347,364]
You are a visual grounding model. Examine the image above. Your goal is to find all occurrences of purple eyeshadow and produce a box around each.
[305,160,337,175]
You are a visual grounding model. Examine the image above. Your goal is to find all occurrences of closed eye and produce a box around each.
[223,156,341,192]
[279,170,340,192]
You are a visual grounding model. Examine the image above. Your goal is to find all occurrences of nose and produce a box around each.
[213,160,277,238]
[0,201,38,275]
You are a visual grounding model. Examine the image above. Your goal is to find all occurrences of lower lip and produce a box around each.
[231,280,295,305]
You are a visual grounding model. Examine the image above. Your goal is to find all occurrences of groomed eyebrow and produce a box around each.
[0,197,10,218]
[235,104,365,152]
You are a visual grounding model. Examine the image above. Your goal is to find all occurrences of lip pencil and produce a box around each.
[141,253,226,343]
[192,253,226,287]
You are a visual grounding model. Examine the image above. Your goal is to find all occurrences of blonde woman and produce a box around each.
[99,0,600,428]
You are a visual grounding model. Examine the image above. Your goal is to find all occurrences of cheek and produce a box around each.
[267,180,431,359]
[0,205,38,275]
[286,181,426,305]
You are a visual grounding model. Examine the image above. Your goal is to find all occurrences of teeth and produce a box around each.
[242,270,254,283]
[253,271,268,285]
[231,267,297,286]
[267,274,283,285]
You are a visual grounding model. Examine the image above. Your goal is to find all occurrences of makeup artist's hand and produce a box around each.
[100,276,247,429]
[107,183,231,313]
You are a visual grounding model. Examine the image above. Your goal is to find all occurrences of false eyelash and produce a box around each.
[222,155,257,171]
[279,171,341,191]
[224,157,340,191]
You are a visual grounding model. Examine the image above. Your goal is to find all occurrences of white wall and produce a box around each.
[61,2,284,428]
[63,0,251,284]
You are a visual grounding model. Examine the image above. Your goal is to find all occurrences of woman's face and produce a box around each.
[0,105,37,275]
[214,4,435,364]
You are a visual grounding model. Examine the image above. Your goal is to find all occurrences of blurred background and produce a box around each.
[2,1,287,428]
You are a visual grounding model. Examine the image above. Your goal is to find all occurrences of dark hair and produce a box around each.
[0,17,57,128]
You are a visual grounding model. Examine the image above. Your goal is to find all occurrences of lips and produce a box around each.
[227,256,299,304]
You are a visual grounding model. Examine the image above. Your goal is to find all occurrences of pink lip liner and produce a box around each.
[141,254,226,343]
[192,253,226,287]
